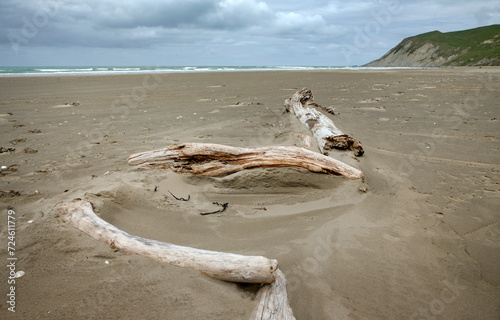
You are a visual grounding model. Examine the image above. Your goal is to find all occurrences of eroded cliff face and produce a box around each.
[365,25,500,67]
[366,41,455,67]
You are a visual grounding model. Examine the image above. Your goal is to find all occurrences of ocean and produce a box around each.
[0,65,416,77]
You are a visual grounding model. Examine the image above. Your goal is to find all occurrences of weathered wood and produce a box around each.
[58,199,278,283]
[59,199,297,319]
[285,88,364,156]
[306,101,336,115]
[251,269,296,320]
[128,143,363,180]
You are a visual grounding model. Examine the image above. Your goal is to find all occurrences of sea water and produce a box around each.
[0,65,419,77]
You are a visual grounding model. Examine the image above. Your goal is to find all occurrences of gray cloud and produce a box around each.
[1,0,499,66]
[92,1,216,29]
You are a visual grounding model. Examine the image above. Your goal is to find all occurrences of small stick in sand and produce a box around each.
[200,202,228,216]
[168,190,190,201]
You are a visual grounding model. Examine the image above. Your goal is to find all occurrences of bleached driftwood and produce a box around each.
[285,88,364,156]
[58,199,277,283]
[305,101,336,115]
[251,269,296,320]
[128,143,363,180]
[59,199,296,319]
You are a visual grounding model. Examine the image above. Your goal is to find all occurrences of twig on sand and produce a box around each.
[168,190,191,201]
[200,202,228,216]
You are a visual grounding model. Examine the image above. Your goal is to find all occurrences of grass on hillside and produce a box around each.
[393,25,500,66]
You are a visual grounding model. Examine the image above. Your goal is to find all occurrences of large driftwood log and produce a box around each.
[58,199,278,283]
[128,143,363,180]
[251,270,296,320]
[284,88,364,156]
[59,199,296,319]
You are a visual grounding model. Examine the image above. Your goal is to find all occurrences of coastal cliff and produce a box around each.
[365,25,500,67]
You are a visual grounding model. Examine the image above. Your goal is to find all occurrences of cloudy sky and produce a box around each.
[1,0,499,66]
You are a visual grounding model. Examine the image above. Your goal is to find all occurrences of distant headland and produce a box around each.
[365,24,500,67]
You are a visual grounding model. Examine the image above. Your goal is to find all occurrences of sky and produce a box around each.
[1,0,499,66]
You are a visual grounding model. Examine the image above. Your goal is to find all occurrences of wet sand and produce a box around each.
[0,68,499,319]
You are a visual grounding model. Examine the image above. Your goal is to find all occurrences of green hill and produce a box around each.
[365,25,500,67]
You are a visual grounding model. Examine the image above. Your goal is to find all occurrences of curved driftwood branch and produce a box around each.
[58,199,278,283]
[59,199,296,319]
[284,88,364,156]
[251,269,296,320]
[128,143,363,180]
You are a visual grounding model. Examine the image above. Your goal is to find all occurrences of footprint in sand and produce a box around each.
[0,165,19,176]
[24,147,38,154]
[0,190,22,198]
[0,147,15,153]
[9,138,26,145]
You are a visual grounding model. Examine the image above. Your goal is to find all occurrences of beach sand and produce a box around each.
[0,68,499,319]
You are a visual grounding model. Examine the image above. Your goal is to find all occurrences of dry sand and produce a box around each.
[0,68,499,319]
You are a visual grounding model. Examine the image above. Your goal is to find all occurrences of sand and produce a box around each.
[0,68,499,319]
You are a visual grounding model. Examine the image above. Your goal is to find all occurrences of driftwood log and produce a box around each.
[285,88,364,156]
[59,199,277,283]
[128,143,363,180]
[251,270,296,320]
[58,199,295,319]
